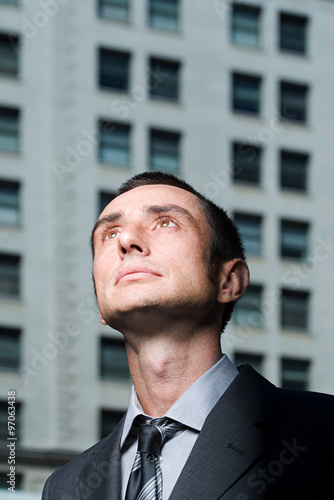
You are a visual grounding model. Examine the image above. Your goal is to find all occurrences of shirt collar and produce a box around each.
[120,354,238,449]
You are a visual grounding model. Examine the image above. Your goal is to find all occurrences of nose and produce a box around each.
[117,226,150,259]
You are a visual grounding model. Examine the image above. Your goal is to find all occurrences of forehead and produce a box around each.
[99,184,204,220]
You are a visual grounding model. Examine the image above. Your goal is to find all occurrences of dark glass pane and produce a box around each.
[281,290,309,330]
[280,13,307,53]
[150,129,180,173]
[150,58,180,100]
[233,74,261,114]
[149,0,179,31]
[233,143,261,184]
[280,82,308,123]
[100,409,125,439]
[98,0,130,21]
[99,49,130,91]
[100,337,130,380]
[280,151,308,191]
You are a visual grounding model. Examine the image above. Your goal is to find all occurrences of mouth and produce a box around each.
[116,267,161,285]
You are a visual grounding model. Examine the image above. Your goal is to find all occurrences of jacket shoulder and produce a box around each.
[42,417,125,499]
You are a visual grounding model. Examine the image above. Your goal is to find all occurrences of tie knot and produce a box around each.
[137,423,163,457]
[132,415,187,458]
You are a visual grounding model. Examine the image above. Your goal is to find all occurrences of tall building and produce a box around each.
[0,0,334,496]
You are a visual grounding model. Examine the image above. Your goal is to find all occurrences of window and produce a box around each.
[100,409,124,439]
[281,220,308,260]
[99,191,116,214]
[0,107,20,152]
[234,213,262,256]
[232,142,261,184]
[0,327,20,370]
[150,129,181,173]
[281,289,309,330]
[0,33,19,76]
[281,358,310,390]
[149,0,179,31]
[231,4,261,47]
[150,57,180,101]
[280,82,308,123]
[0,401,21,442]
[0,254,20,298]
[99,48,130,91]
[100,337,130,380]
[280,13,307,54]
[280,150,308,192]
[234,352,263,374]
[0,180,20,225]
[99,121,130,165]
[234,285,263,328]
[232,73,261,114]
[0,0,19,4]
[97,0,130,21]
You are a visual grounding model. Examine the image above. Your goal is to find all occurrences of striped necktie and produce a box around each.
[125,415,186,500]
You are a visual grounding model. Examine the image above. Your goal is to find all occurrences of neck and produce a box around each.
[124,323,222,417]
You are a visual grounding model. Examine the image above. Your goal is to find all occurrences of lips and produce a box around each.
[115,266,161,285]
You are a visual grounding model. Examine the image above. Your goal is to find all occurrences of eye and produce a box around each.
[105,228,119,240]
[157,218,177,229]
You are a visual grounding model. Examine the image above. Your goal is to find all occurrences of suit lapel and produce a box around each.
[169,365,276,500]
[78,416,125,500]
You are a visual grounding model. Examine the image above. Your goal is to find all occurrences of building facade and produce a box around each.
[0,0,334,495]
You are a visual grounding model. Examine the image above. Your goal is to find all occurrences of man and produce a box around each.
[43,172,334,500]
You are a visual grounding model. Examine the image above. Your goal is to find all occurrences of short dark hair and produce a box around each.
[118,171,246,333]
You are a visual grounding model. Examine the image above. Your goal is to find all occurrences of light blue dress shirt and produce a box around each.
[120,354,238,499]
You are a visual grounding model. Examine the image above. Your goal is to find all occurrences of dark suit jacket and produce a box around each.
[42,365,334,499]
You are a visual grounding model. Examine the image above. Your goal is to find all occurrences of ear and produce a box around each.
[216,258,249,304]
[99,312,108,325]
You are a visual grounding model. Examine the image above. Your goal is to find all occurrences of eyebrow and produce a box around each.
[90,204,196,254]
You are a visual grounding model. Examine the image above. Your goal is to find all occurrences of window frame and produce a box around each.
[149,57,181,102]
[234,212,262,257]
[0,179,20,225]
[0,326,20,371]
[148,0,180,32]
[97,0,130,22]
[0,33,19,77]
[279,12,308,55]
[149,128,181,174]
[280,149,309,192]
[233,284,263,329]
[281,358,310,390]
[281,289,310,331]
[232,142,261,185]
[231,4,261,48]
[280,81,309,124]
[232,72,261,115]
[100,336,130,381]
[0,106,20,153]
[98,120,131,166]
[280,219,309,261]
[98,48,131,92]
[100,409,125,439]
[0,253,20,299]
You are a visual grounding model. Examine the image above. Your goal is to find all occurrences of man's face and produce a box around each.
[92,184,221,330]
